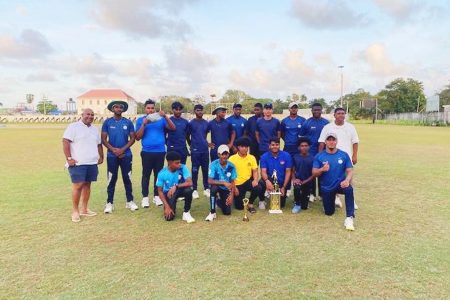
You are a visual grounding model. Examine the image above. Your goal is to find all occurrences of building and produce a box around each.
[76,89,137,115]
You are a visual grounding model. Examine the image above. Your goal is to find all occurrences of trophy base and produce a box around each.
[269,209,283,214]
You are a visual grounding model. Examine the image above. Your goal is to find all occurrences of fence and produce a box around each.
[383,112,449,125]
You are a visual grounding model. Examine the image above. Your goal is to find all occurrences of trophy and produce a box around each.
[269,170,282,214]
[242,198,250,222]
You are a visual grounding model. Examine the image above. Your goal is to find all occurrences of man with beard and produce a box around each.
[226,103,247,153]
[166,101,189,164]
[208,106,235,162]
[244,103,263,162]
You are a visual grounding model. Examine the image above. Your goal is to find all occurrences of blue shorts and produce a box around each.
[68,165,98,183]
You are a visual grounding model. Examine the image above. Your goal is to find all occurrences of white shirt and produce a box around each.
[318,121,359,157]
[63,120,101,165]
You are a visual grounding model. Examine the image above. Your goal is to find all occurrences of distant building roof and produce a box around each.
[77,89,135,100]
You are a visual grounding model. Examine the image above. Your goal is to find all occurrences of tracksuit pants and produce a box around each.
[106,155,133,203]
[293,182,313,210]
[141,151,165,197]
[191,152,209,191]
[169,147,188,164]
[164,187,193,221]
[234,179,261,209]
[209,185,231,215]
[321,186,355,217]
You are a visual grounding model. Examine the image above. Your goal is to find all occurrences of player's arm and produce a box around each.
[228,130,236,149]
[261,167,274,191]
[281,168,291,195]
[208,177,232,189]
[340,168,353,188]
[178,177,193,189]
[226,180,235,205]
[312,161,329,177]
[135,118,149,140]
[122,131,136,153]
[158,187,174,219]
[352,143,358,165]
[62,138,77,166]
[97,144,104,164]
[164,115,176,131]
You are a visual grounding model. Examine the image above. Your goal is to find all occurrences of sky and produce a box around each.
[0,0,449,108]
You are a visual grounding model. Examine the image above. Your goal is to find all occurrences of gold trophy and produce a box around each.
[242,198,250,222]
[269,170,283,214]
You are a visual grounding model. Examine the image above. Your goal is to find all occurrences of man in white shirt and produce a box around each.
[318,107,359,209]
[63,108,104,222]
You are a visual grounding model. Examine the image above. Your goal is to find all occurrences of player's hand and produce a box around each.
[340,179,350,188]
[322,161,330,172]
[223,182,232,190]
[251,179,258,188]
[265,180,274,191]
[280,187,286,196]
[167,186,177,198]
[293,179,302,186]
[352,155,358,165]
[227,143,233,150]
[226,195,233,206]
[159,110,166,118]
[234,188,239,197]
[164,206,175,220]
[97,157,103,165]
[111,147,122,156]
[67,158,77,167]
[208,143,215,149]
[143,117,150,125]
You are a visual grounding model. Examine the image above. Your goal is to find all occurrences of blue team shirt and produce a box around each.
[245,115,260,142]
[208,118,234,147]
[187,118,209,153]
[293,154,313,181]
[167,116,189,151]
[156,164,191,193]
[256,117,281,152]
[226,115,247,140]
[135,116,167,153]
[300,117,329,156]
[260,151,293,185]
[208,159,237,190]
[313,149,352,192]
[281,116,306,146]
[101,117,135,158]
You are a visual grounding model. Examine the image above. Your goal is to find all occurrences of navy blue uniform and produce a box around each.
[292,153,313,209]
[299,117,329,156]
[208,118,234,161]
[256,117,281,154]
[166,116,189,164]
[226,115,247,141]
[281,116,306,156]
[245,115,261,161]
[187,118,210,191]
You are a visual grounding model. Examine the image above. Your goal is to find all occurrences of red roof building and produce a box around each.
[76,89,137,115]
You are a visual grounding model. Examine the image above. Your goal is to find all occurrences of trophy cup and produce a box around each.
[269,170,282,214]
[242,198,250,222]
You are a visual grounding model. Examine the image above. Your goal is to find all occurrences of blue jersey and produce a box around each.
[208,159,237,190]
[245,115,260,143]
[187,118,209,153]
[156,164,191,193]
[260,151,293,185]
[101,117,135,158]
[256,117,281,152]
[313,149,352,192]
[208,118,234,147]
[166,116,188,151]
[226,115,247,140]
[300,117,329,156]
[292,153,313,181]
[135,116,167,153]
[281,116,305,147]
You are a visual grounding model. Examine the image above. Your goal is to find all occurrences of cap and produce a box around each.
[194,104,204,110]
[212,105,227,115]
[217,144,230,155]
[325,132,337,140]
[288,102,299,109]
[107,100,128,112]
[263,103,273,109]
[233,103,242,109]
[171,101,184,110]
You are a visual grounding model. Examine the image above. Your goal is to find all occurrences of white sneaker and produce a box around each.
[354,202,359,210]
[192,190,199,199]
[203,188,210,198]
[335,195,343,208]
[153,196,163,206]
[286,189,292,197]
[104,203,114,214]
[344,217,355,231]
[309,194,315,203]
[264,191,270,198]
[205,212,216,222]
[125,201,139,211]
[141,197,150,208]
[259,201,266,210]
[182,211,196,223]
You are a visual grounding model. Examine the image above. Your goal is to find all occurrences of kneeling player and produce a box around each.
[292,137,314,213]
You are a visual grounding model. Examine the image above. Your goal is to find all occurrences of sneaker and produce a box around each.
[248,206,257,214]
[203,188,210,198]
[286,189,292,197]
[141,197,150,208]
[344,217,355,231]
[192,190,199,199]
[264,191,270,198]
[291,205,302,214]
[153,196,163,206]
[126,201,139,211]
[205,212,216,222]
[182,211,196,223]
[335,195,343,208]
[258,201,266,210]
[309,194,315,203]
[104,203,114,214]
[354,202,359,210]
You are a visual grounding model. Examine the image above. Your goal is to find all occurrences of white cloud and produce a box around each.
[354,43,408,77]
[0,29,53,59]
[372,0,418,21]
[26,72,57,82]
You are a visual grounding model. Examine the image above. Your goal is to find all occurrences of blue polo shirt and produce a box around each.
[300,117,329,156]
[256,117,281,152]
[208,118,234,147]
[313,149,352,192]
[281,116,306,147]
[156,164,191,193]
[187,118,209,153]
[101,117,135,158]
[167,116,189,152]
[292,154,313,181]
[208,159,237,190]
[245,115,260,143]
[260,150,293,185]
[226,115,247,140]
[135,116,167,153]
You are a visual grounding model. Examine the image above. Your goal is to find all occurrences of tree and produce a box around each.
[377,78,426,114]
[159,95,194,113]
[36,101,57,114]
[136,102,145,114]
[308,98,330,112]
[220,90,252,103]
[438,82,450,111]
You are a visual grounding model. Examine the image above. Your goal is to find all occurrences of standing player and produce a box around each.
[244,103,263,162]
[205,145,237,221]
[208,106,235,162]
[187,104,210,199]
[291,138,314,213]
[313,132,356,230]
[226,103,247,152]
[166,101,189,164]
[281,102,306,156]
[101,101,137,213]
[255,103,281,158]
[318,108,359,209]
[135,99,176,208]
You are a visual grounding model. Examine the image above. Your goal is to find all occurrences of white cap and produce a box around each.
[217,144,230,155]
[288,102,299,109]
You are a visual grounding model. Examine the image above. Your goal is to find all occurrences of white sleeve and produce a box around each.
[350,124,359,144]
[318,125,328,143]
[95,126,101,145]
[63,124,75,141]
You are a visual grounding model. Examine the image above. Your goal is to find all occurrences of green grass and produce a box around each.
[0,124,449,299]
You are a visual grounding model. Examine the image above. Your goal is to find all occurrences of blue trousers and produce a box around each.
[321,185,355,217]
[107,156,133,203]
[191,152,209,190]
[168,146,188,164]
[210,149,219,162]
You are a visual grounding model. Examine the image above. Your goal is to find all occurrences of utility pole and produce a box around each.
[338,66,344,107]
[42,94,48,115]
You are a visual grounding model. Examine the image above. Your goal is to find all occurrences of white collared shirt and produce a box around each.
[318,121,359,157]
[63,120,101,165]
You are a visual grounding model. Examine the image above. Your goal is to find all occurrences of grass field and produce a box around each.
[0,124,449,299]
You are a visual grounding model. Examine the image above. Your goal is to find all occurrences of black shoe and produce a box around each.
[248,206,257,214]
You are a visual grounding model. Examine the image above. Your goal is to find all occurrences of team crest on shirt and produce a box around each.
[247,162,251,167]
[298,124,301,128]
[338,158,343,164]
[178,174,182,179]
[123,125,128,130]
[226,172,231,177]
[241,123,244,127]
[280,161,285,165]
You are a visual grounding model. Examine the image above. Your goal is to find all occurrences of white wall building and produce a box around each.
[76,89,137,116]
